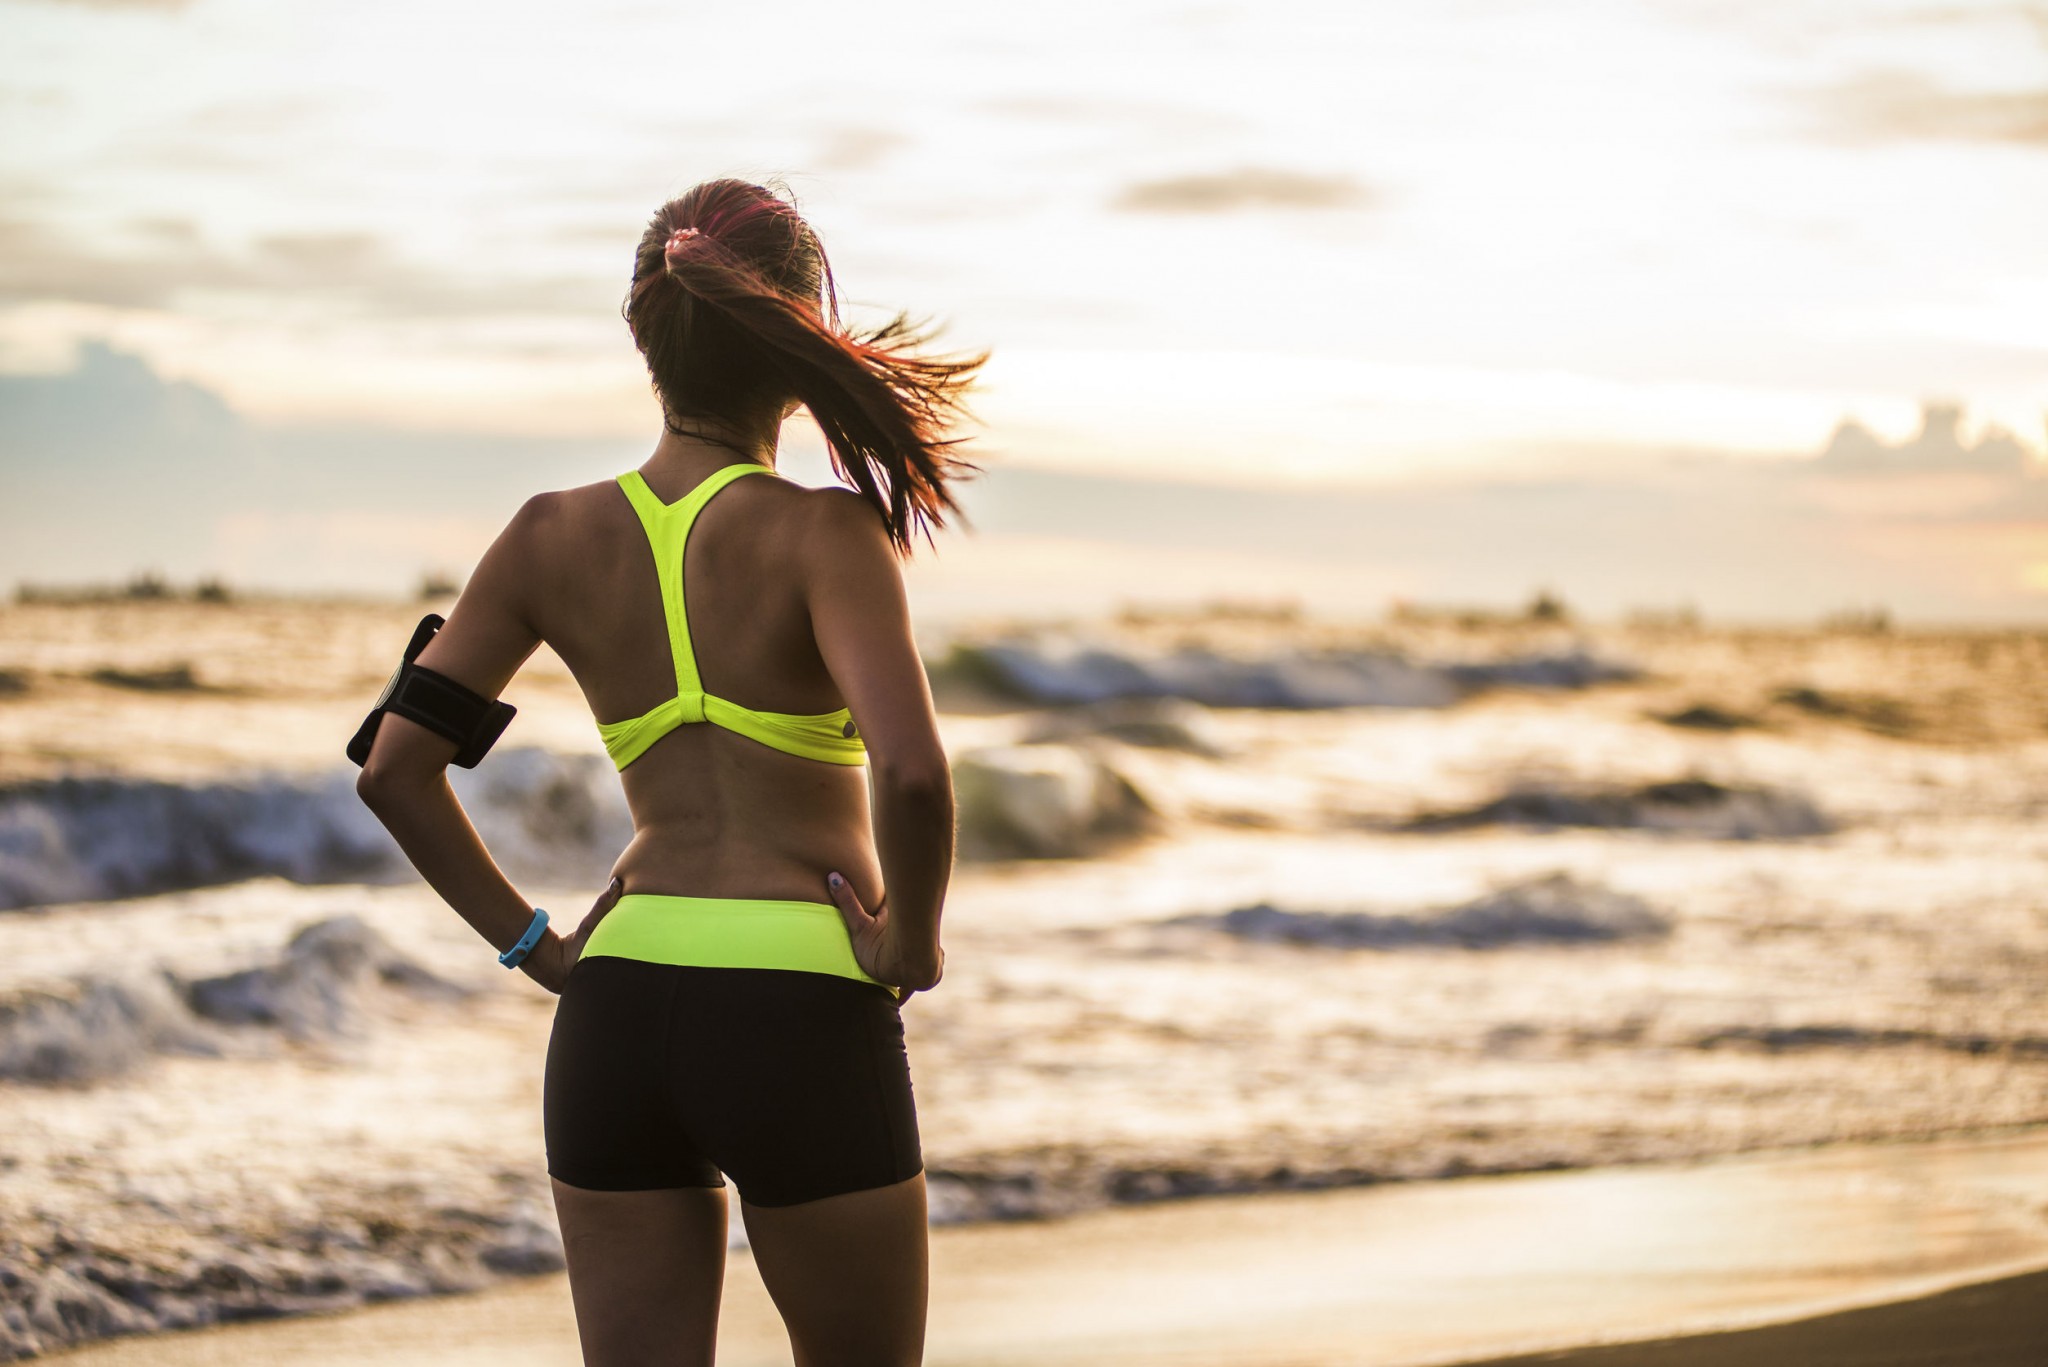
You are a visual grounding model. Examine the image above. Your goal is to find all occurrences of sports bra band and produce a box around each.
[596,465,867,770]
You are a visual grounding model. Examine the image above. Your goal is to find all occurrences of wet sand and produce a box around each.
[52,1128,2048,1367]
[1453,1267,2048,1365]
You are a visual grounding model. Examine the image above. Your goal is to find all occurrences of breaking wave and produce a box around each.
[1693,1024,2048,1057]
[0,738,1171,908]
[939,636,1637,709]
[1174,873,1669,951]
[0,915,468,1086]
[0,749,632,912]
[0,973,215,1087]
[1407,777,1831,840]
[183,913,469,1040]
[0,1178,561,1360]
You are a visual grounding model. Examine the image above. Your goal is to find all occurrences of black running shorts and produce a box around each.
[543,955,923,1207]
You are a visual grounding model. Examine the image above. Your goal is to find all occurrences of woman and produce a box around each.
[356,178,981,1366]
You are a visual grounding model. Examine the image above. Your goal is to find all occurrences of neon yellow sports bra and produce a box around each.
[597,463,867,771]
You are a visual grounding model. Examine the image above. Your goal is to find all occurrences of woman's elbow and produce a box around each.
[355,761,398,817]
[872,752,952,803]
[355,755,435,818]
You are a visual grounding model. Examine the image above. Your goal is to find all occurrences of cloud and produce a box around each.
[0,218,607,320]
[979,96,1247,139]
[0,342,634,592]
[950,399,2048,621]
[177,94,327,136]
[1813,401,2039,478]
[0,340,243,469]
[1805,68,2048,145]
[4,343,2045,620]
[1,342,256,582]
[1110,167,1372,214]
[1892,4,2048,48]
[19,0,193,9]
[812,127,908,172]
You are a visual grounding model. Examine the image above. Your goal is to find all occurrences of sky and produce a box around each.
[1,0,2045,623]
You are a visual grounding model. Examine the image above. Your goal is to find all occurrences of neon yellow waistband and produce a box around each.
[581,893,894,995]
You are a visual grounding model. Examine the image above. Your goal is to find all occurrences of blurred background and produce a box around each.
[2,1,2046,1363]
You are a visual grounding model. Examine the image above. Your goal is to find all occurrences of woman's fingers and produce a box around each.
[562,875,624,963]
[826,870,879,937]
[580,875,624,933]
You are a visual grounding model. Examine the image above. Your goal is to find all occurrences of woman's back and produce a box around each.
[355,177,977,1366]
[519,453,888,906]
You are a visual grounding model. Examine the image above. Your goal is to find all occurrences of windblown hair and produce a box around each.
[625,179,985,554]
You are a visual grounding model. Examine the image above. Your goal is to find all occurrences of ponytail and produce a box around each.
[625,181,985,554]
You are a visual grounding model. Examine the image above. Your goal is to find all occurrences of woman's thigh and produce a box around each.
[741,1172,930,1367]
[550,1178,729,1367]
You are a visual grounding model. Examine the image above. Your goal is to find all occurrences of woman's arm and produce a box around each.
[355,495,607,993]
[805,489,954,992]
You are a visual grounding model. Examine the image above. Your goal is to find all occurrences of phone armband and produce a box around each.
[346,614,515,769]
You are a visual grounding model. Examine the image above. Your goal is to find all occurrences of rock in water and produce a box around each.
[1019,697,1229,756]
[954,744,1155,859]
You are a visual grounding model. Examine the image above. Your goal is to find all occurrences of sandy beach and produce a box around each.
[46,1128,2048,1366]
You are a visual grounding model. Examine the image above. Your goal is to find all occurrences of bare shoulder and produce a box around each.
[789,486,903,628]
[533,478,625,516]
[796,483,890,549]
[502,480,622,546]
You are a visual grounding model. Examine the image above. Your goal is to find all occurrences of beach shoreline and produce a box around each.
[47,1126,2048,1367]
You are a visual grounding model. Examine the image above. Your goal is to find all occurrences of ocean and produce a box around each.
[2,597,2045,1357]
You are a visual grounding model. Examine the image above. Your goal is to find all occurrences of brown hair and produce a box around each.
[624,179,985,553]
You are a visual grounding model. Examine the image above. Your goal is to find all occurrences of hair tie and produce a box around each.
[666,226,701,254]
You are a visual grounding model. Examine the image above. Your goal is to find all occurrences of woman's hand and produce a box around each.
[523,875,624,995]
[826,871,943,997]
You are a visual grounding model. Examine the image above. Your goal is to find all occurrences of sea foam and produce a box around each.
[0,750,631,911]
[0,914,466,1085]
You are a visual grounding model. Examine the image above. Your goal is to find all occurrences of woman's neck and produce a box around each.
[657,412,781,469]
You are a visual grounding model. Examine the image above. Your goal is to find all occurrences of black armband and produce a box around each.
[346,614,515,769]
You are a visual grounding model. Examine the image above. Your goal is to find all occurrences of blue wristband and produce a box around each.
[499,907,549,968]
